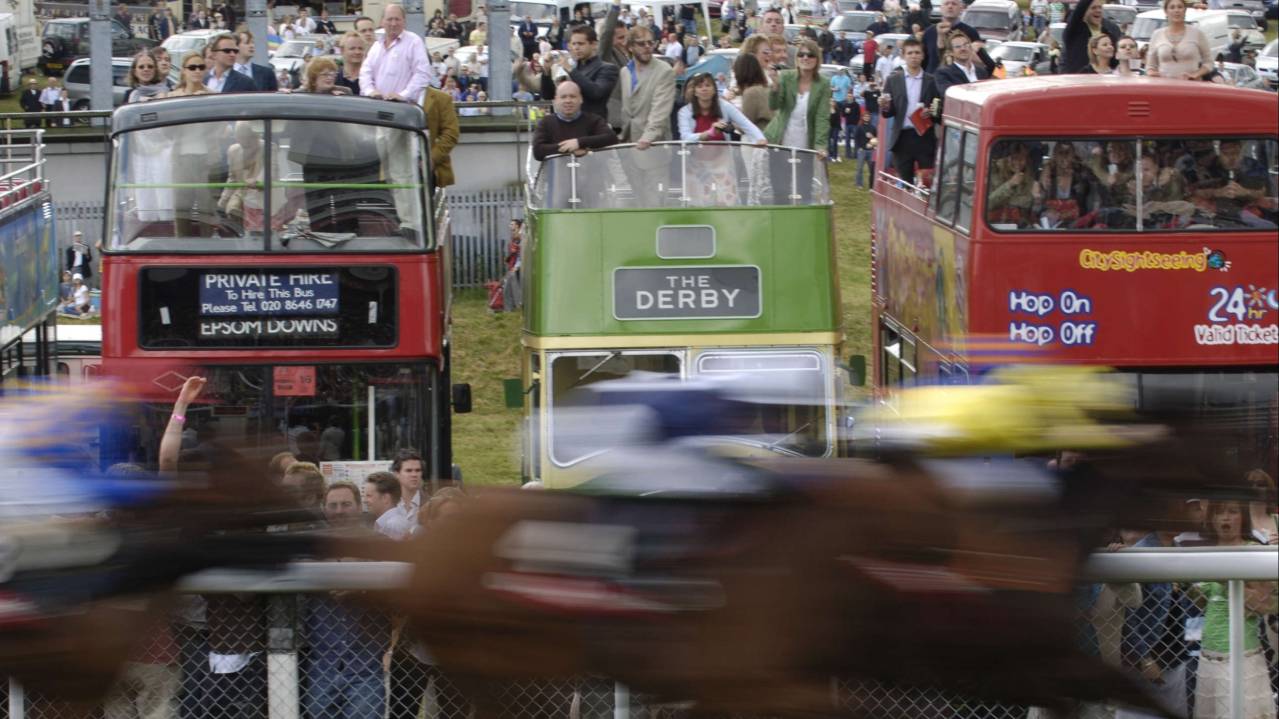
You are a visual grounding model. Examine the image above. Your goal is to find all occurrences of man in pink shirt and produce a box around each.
[360,4,433,239]
[359,4,433,102]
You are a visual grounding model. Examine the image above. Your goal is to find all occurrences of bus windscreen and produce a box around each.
[984,138,1278,232]
[110,119,430,253]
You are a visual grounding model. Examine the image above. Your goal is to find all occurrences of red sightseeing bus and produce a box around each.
[870,77,1278,475]
[100,94,469,481]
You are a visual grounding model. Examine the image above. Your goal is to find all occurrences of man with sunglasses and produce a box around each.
[619,26,676,205]
[204,34,258,92]
[934,30,987,115]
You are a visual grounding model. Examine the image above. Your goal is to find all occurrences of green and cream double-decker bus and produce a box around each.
[516,141,842,488]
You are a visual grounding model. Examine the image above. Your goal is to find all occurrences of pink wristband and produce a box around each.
[171,414,186,423]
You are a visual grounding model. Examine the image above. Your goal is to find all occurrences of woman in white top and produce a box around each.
[764,38,831,204]
[678,72,766,206]
[1146,0,1210,80]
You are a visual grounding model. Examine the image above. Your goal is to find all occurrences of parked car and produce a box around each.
[1117,0,1160,11]
[961,0,1023,41]
[1220,10,1267,49]
[39,17,157,76]
[161,29,223,60]
[849,32,910,77]
[268,38,327,80]
[828,11,879,49]
[1256,39,1277,84]
[1102,3,1138,30]
[783,23,830,45]
[988,40,1053,75]
[1216,60,1267,88]
[62,56,181,111]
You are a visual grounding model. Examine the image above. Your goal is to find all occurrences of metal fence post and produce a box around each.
[613,682,629,719]
[8,677,23,719]
[267,594,300,719]
[1227,578,1244,719]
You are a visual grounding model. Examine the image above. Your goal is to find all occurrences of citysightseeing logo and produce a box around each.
[1078,248,1226,273]
[1193,284,1279,347]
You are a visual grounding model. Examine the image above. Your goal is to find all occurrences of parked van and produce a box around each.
[962,0,1024,42]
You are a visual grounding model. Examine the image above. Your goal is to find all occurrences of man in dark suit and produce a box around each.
[205,33,258,93]
[934,30,988,113]
[539,25,619,123]
[518,15,539,60]
[19,77,42,128]
[879,38,939,186]
[236,32,279,91]
[65,231,92,284]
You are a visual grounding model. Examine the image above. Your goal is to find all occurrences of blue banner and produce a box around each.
[0,202,59,349]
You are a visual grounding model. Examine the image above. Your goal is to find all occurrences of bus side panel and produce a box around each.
[968,237,1279,367]
[528,208,839,337]
[871,193,969,350]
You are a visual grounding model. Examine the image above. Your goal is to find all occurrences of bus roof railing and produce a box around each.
[529,141,832,211]
[0,129,48,218]
[111,94,429,133]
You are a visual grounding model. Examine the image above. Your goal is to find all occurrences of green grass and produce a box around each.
[448,164,874,487]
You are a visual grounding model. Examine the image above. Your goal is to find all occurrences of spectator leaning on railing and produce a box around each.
[532,81,618,161]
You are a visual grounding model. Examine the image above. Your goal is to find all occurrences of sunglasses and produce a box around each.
[217,47,239,53]
[631,39,655,47]
[796,51,817,58]
[186,63,207,71]
[136,63,156,69]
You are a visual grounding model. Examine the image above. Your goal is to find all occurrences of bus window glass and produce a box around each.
[935,127,963,224]
[956,130,979,231]
[985,138,1278,232]
[548,352,682,466]
[696,351,830,457]
[110,120,428,252]
[111,363,435,468]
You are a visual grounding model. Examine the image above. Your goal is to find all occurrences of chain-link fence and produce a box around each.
[6,549,1278,719]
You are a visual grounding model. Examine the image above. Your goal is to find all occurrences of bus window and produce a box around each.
[935,127,963,225]
[879,322,916,388]
[547,351,682,466]
[986,137,1278,232]
[695,350,831,457]
[110,119,430,252]
[956,130,979,232]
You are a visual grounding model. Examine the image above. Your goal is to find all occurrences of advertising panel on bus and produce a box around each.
[970,239,1278,366]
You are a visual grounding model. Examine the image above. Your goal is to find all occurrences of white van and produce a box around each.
[0,9,38,92]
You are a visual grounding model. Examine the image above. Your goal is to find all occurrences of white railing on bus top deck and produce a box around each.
[5,546,1275,719]
[0,130,48,214]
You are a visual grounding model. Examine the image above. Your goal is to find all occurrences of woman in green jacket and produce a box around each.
[765,38,831,204]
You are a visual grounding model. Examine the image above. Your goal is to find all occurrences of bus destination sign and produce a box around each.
[614,266,761,320]
[200,271,340,317]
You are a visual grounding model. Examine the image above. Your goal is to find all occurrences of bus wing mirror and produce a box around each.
[845,354,867,387]
[503,378,524,409]
[452,383,473,414]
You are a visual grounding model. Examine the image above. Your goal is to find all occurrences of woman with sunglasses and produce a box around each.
[164,51,213,97]
[124,50,167,103]
[678,72,766,206]
[764,38,831,204]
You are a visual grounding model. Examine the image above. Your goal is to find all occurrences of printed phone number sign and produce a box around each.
[614,266,761,320]
[199,271,340,317]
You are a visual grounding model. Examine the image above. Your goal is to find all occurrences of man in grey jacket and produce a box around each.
[617,25,676,206]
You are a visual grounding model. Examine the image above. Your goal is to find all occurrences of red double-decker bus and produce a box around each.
[100,94,468,480]
[870,77,1278,475]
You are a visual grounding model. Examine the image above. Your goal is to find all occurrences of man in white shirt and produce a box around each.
[879,37,939,186]
[373,449,426,539]
[295,7,317,34]
[362,471,402,529]
[204,33,257,92]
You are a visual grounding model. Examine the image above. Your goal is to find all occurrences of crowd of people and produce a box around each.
[985,137,1277,230]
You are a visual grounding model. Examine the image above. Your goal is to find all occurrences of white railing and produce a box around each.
[0,130,48,214]
[7,547,1277,719]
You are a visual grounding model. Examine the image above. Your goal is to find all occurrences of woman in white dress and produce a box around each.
[1145,0,1210,80]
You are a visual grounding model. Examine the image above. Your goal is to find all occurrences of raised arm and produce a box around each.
[159,376,207,474]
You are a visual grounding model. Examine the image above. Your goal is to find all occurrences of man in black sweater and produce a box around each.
[532,81,619,161]
[540,25,620,122]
